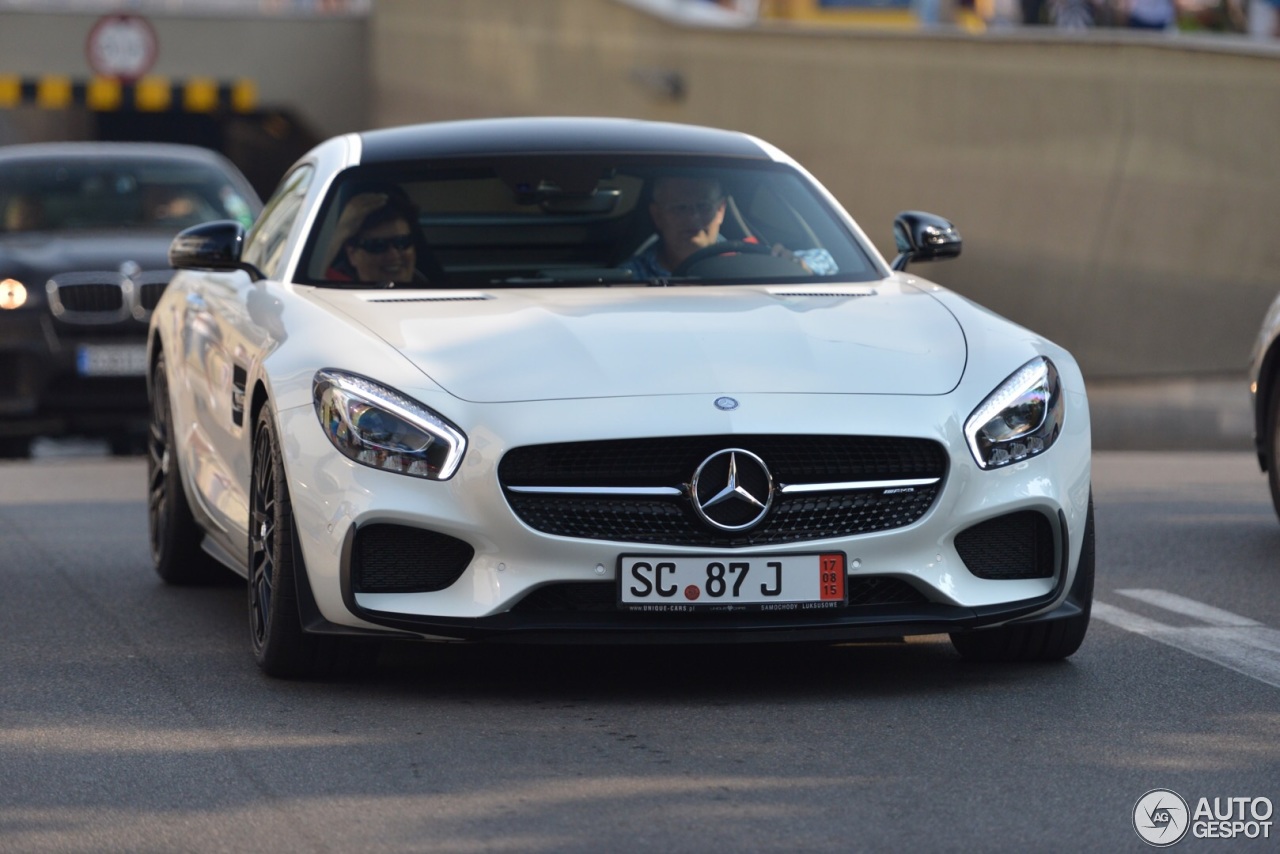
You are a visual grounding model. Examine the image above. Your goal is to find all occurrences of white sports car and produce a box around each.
[146,117,1093,678]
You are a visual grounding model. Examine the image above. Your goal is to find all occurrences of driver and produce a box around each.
[619,176,727,280]
[618,176,836,281]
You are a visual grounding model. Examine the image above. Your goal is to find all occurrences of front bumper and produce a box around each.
[277,382,1093,644]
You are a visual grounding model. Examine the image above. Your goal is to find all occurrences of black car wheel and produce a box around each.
[249,403,373,678]
[148,352,224,585]
[0,439,30,460]
[1267,376,1280,522]
[949,497,1095,663]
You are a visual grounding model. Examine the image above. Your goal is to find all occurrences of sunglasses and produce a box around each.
[352,234,414,254]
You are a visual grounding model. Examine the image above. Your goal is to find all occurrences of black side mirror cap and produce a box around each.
[891,211,962,272]
[168,220,265,281]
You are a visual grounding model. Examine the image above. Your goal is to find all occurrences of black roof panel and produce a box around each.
[357,117,773,164]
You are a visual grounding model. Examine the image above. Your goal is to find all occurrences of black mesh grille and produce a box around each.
[510,576,928,614]
[954,511,1056,580]
[500,435,946,546]
[507,487,941,546]
[352,524,474,593]
[56,283,124,312]
[138,281,167,311]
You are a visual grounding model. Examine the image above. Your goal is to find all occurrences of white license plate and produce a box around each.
[76,344,148,377]
[619,553,846,612]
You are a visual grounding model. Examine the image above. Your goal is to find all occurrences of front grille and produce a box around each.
[137,281,168,311]
[351,524,474,593]
[510,576,928,614]
[955,511,1056,580]
[56,283,124,312]
[500,435,944,487]
[500,435,946,547]
[507,488,940,547]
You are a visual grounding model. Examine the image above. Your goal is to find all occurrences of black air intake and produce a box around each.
[955,511,1056,580]
[351,524,474,593]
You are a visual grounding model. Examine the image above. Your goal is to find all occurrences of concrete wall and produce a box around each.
[372,0,1280,380]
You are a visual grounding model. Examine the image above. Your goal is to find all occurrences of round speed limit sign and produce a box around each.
[85,14,158,81]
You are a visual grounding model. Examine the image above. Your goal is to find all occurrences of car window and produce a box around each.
[0,157,257,234]
[242,164,314,280]
[298,156,880,288]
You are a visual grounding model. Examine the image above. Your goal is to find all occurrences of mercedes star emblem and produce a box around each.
[690,448,773,531]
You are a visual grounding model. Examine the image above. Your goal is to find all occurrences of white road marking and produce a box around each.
[1115,589,1263,627]
[1093,596,1280,690]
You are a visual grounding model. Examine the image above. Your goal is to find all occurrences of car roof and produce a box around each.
[0,141,239,167]
[357,117,776,164]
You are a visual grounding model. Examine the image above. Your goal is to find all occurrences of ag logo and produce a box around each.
[1133,788,1190,847]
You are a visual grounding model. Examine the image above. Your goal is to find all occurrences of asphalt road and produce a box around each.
[1,451,1278,853]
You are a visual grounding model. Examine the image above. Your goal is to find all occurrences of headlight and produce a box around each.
[964,357,1063,470]
[1,278,29,310]
[313,369,466,480]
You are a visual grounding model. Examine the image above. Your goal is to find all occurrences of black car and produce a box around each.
[0,142,261,456]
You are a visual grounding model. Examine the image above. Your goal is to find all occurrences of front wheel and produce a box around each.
[1266,375,1280,523]
[249,403,373,678]
[949,498,1095,662]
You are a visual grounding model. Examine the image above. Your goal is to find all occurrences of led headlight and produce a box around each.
[964,357,1063,470]
[313,369,466,480]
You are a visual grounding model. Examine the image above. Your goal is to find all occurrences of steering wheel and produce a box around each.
[671,240,773,276]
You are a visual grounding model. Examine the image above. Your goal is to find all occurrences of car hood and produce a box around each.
[0,231,174,277]
[312,281,967,402]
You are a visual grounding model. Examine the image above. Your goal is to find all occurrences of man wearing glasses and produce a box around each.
[619,175,836,281]
[621,176,728,281]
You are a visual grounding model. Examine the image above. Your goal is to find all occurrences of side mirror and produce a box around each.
[891,211,962,272]
[168,220,265,281]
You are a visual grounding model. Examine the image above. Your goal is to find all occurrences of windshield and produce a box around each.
[0,156,257,234]
[299,156,881,288]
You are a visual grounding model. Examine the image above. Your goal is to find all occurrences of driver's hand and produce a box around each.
[770,243,812,273]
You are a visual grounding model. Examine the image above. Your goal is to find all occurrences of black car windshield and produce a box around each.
[300,156,881,288]
[0,157,257,234]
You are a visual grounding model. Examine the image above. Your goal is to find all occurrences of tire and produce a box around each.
[950,498,1095,663]
[249,404,375,679]
[148,352,225,585]
[1266,376,1280,523]
[0,439,30,460]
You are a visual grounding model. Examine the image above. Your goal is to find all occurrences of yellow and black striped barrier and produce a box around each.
[0,76,257,113]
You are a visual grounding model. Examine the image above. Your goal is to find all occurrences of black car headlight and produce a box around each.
[964,357,1064,470]
[313,369,466,480]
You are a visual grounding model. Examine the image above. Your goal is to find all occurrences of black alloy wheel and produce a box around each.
[1266,376,1280,522]
[148,351,223,585]
[249,403,370,678]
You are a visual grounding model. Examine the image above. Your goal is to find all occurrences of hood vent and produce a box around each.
[367,293,491,304]
[769,288,877,299]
